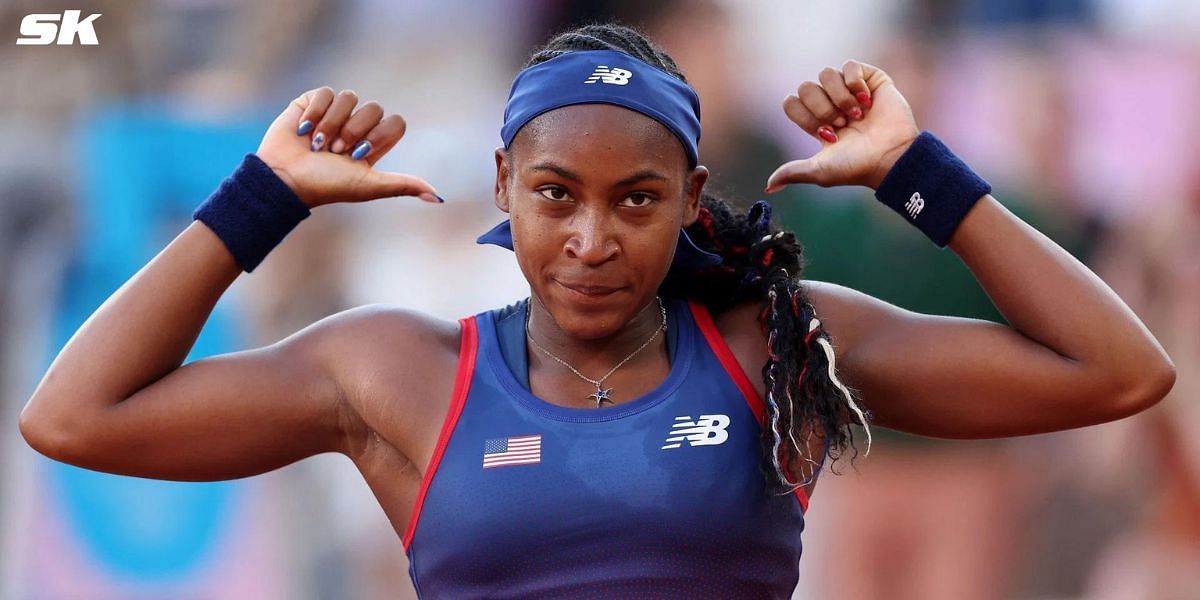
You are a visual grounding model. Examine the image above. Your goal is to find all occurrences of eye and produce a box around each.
[620,192,656,208]
[538,186,570,201]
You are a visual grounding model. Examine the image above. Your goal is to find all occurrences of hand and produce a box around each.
[257,87,441,207]
[765,61,920,192]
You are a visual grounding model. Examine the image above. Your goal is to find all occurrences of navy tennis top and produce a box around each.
[402,296,808,598]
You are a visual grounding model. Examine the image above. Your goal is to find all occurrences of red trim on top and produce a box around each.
[402,316,479,550]
[687,300,810,513]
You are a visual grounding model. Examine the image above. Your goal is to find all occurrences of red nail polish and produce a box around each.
[818,127,838,143]
[848,106,863,120]
[856,92,872,109]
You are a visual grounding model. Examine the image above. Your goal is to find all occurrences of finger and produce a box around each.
[311,89,358,152]
[764,156,827,193]
[819,67,861,122]
[786,92,837,145]
[360,170,442,203]
[357,114,407,165]
[294,87,334,136]
[330,101,383,154]
[798,80,845,133]
[841,60,872,109]
[782,94,821,138]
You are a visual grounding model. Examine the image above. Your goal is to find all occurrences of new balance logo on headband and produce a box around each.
[584,66,633,85]
[905,192,925,219]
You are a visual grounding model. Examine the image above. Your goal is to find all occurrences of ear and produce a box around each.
[682,165,709,227]
[494,147,512,213]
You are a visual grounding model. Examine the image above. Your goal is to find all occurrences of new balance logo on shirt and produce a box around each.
[905,192,925,219]
[661,414,730,449]
[584,66,633,85]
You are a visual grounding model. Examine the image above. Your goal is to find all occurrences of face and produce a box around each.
[494,104,708,340]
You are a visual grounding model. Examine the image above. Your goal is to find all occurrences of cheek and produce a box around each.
[621,220,679,278]
[510,210,559,274]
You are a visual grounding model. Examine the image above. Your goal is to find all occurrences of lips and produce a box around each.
[554,279,624,299]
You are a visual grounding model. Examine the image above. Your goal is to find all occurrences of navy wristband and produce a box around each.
[873,131,991,247]
[193,153,311,272]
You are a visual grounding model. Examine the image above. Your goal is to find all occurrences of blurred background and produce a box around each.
[1,0,1197,598]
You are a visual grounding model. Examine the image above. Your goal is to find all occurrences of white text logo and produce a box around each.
[905,192,924,219]
[661,414,730,449]
[584,66,633,85]
[16,11,101,46]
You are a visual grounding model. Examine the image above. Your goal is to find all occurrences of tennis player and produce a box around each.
[20,24,1175,598]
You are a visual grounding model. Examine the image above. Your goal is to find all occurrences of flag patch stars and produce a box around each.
[482,434,542,468]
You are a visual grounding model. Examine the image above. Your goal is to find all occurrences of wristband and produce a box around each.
[873,131,991,247]
[192,153,311,272]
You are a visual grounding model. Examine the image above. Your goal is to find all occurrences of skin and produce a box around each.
[19,63,1175,541]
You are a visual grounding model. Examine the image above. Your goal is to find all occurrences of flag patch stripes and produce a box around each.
[482,434,542,468]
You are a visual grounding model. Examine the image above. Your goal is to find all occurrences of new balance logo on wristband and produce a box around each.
[905,192,925,219]
[584,66,633,85]
[661,414,730,449]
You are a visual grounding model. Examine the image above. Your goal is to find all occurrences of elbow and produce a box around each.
[1108,354,1177,418]
[18,399,89,464]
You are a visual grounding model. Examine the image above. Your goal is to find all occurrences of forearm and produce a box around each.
[948,195,1174,393]
[23,222,241,424]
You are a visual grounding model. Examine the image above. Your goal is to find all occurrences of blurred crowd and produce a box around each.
[1,0,1197,598]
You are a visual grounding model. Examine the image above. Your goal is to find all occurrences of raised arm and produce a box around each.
[805,196,1174,437]
[765,61,1174,438]
[19,87,444,480]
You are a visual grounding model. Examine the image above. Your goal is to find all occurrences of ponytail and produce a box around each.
[663,195,871,493]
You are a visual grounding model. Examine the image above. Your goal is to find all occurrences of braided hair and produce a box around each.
[525,23,871,494]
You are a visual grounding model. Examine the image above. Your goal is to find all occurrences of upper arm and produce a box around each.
[804,280,1131,439]
[32,305,453,482]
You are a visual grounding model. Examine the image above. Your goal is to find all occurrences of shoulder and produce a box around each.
[282,304,463,375]
[283,304,469,461]
[706,280,905,380]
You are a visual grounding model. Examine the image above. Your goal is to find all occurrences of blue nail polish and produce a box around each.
[311,132,325,152]
[435,194,446,203]
[351,140,371,160]
[296,120,313,135]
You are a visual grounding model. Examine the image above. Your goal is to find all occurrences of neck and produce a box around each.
[526,296,666,374]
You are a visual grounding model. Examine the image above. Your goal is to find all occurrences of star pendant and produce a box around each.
[589,386,614,408]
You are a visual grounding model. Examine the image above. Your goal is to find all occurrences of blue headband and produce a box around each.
[501,49,702,167]
[480,49,720,275]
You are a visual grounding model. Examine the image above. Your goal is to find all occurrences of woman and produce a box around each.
[19,24,1174,598]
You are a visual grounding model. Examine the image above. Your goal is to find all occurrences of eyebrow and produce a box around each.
[528,162,670,187]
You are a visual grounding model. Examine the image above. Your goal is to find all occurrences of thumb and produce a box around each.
[764,156,825,193]
[360,170,443,203]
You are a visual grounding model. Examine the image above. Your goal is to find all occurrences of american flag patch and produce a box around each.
[482,434,542,468]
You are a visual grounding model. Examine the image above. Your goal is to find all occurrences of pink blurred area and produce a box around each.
[1,1,1197,599]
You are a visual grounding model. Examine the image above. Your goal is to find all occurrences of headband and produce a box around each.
[501,49,702,167]
[480,49,720,275]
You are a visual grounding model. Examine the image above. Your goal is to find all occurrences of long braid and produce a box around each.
[668,197,870,492]
[526,23,869,494]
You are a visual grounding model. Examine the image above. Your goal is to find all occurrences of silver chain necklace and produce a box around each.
[525,296,667,408]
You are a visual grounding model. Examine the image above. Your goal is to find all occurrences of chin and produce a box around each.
[543,284,639,339]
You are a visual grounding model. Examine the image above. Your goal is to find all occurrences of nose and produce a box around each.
[564,208,619,266]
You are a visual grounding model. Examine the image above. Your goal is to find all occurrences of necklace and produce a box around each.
[525,296,668,408]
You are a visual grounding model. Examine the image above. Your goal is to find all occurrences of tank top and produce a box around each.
[402,296,808,598]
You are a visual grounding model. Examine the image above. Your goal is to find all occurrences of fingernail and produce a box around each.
[435,194,446,203]
[856,92,872,109]
[351,140,371,160]
[297,120,313,136]
[331,138,346,154]
[849,107,863,120]
[818,127,838,143]
[833,116,847,128]
[311,132,326,152]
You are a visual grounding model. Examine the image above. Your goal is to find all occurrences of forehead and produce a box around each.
[509,104,688,172]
